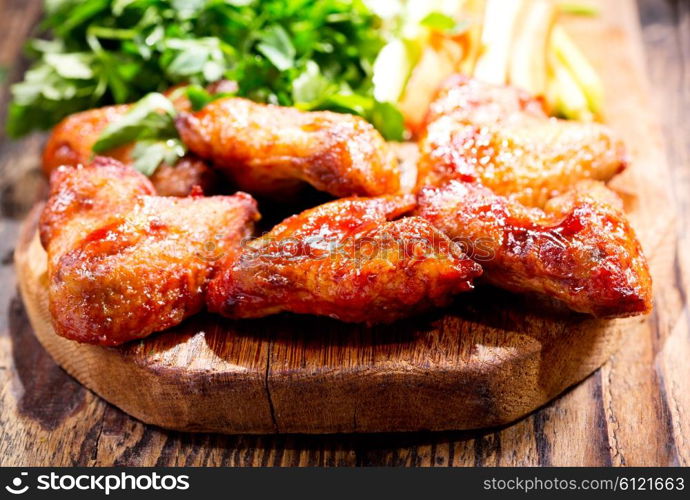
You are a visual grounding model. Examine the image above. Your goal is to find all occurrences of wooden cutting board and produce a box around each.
[13,0,673,434]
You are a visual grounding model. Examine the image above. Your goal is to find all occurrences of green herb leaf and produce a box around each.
[368,101,405,141]
[131,138,186,176]
[420,12,471,35]
[8,0,403,140]
[323,93,373,116]
[44,53,95,79]
[257,25,296,71]
[92,92,177,153]
[292,61,331,105]
[420,12,457,31]
[186,85,214,111]
[172,0,207,19]
[185,84,235,111]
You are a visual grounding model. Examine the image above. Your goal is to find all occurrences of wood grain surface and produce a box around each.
[0,0,688,465]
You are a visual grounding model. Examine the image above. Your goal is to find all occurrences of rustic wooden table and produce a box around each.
[0,0,687,466]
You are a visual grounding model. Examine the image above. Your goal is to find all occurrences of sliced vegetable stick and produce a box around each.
[398,32,465,135]
[458,0,486,75]
[559,2,599,17]
[508,0,556,96]
[373,38,416,103]
[551,24,604,116]
[473,0,524,84]
[547,50,593,121]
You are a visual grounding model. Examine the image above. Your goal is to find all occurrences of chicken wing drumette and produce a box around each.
[40,157,259,345]
[418,76,627,207]
[176,98,401,199]
[208,195,481,324]
[415,179,652,317]
[42,93,218,197]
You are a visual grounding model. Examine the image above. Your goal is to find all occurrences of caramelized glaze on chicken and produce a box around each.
[418,76,627,207]
[42,104,132,171]
[39,158,259,345]
[149,156,219,197]
[39,157,155,253]
[42,102,218,197]
[208,195,481,323]
[415,179,652,317]
[176,97,400,199]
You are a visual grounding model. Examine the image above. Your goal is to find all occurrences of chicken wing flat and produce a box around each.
[415,179,652,317]
[40,158,259,345]
[176,97,400,199]
[42,100,218,197]
[39,157,156,253]
[207,195,481,324]
[418,76,627,207]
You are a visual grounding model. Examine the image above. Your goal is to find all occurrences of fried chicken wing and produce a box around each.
[42,104,132,171]
[207,195,481,324]
[39,156,156,252]
[42,99,218,197]
[418,76,627,207]
[149,156,219,198]
[40,158,259,345]
[176,97,400,199]
[415,179,652,317]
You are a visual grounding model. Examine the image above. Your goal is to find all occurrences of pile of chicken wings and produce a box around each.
[40,76,651,345]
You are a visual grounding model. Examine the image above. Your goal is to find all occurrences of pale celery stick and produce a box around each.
[548,51,593,121]
[551,24,603,116]
[559,2,599,17]
[372,0,468,103]
[473,0,524,84]
[508,0,556,96]
[373,38,415,103]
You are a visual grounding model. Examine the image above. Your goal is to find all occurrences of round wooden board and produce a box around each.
[14,204,644,434]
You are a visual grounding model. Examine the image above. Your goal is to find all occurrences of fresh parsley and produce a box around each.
[92,91,184,175]
[8,0,405,140]
[92,92,177,152]
[131,138,186,176]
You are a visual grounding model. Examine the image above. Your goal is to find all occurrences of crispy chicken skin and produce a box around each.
[176,97,400,199]
[418,76,627,207]
[149,156,219,197]
[415,180,652,317]
[39,158,259,345]
[42,102,218,197]
[39,157,156,253]
[42,104,132,172]
[208,195,481,324]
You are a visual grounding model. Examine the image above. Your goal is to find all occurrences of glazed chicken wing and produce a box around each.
[39,157,156,254]
[42,100,218,197]
[207,195,481,324]
[43,104,137,173]
[418,76,627,207]
[40,158,259,345]
[176,97,400,199]
[415,179,652,317]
